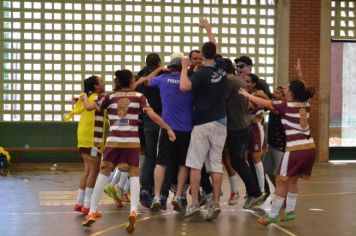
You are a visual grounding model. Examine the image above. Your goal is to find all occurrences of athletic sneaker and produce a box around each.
[82,212,102,227]
[80,206,89,215]
[73,204,82,212]
[151,197,161,211]
[115,185,124,201]
[114,198,123,208]
[199,192,213,207]
[172,196,185,212]
[123,192,130,203]
[185,204,200,218]
[140,189,153,209]
[281,211,296,222]
[125,211,137,234]
[205,204,221,221]
[228,192,240,205]
[203,193,214,209]
[243,194,265,209]
[257,214,280,225]
[104,184,117,199]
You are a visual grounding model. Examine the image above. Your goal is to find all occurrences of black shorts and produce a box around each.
[156,129,191,166]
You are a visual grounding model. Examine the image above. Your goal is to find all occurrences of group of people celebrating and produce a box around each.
[67,17,316,233]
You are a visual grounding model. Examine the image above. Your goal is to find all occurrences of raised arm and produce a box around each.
[198,17,219,53]
[294,58,304,81]
[180,57,192,92]
[238,88,273,110]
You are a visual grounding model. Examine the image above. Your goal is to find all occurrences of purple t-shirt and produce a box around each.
[150,72,194,132]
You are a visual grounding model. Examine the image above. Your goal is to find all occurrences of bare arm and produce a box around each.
[180,57,192,92]
[238,88,273,110]
[199,17,219,53]
[81,94,100,111]
[145,108,176,141]
[133,66,169,89]
[293,58,304,81]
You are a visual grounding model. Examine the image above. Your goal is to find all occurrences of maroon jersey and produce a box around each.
[272,101,315,152]
[97,91,150,148]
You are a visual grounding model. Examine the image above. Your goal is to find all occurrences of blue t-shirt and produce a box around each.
[190,58,227,126]
[150,72,194,132]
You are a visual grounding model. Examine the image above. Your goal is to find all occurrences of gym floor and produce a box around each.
[1,162,355,236]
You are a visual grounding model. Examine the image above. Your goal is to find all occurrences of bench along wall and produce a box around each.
[0,122,80,163]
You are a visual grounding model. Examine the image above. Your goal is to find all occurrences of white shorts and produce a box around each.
[263,146,284,175]
[185,121,227,173]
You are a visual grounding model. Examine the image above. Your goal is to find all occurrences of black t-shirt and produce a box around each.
[190,58,227,126]
[256,79,272,99]
[267,112,286,151]
[137,66,162,114]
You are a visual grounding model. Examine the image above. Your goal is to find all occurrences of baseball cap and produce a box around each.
[168,52,184,68]
[234,56,253,66]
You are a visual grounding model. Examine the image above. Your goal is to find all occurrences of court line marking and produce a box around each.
[299,191,356,197]
[90,211,174,236]
[0,210,150,216]
[91,202,296,236]
[248,211,297,236]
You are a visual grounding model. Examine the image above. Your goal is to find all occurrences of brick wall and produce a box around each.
[289,0,321,156]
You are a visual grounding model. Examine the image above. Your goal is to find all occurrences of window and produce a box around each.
[1,0,276,121]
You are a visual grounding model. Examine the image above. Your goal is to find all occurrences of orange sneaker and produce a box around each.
[123,193,130,203]
[125,211,137,234]
[81,206,89,215]
[74,204,82,212]
[114,199,123,208]
[82,213,97,227]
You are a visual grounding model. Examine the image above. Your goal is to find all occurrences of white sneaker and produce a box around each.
[205,204,221,221]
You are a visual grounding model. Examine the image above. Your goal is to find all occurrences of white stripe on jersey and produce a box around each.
[286,102,310,107]
[94,137,102,143]
[285,112,310,118]
[285,129,310,136]
[110,126,139,132]
[107,102,140,109]
[286,138,314,147]
[108,114,139,120]
[95,116,104,121]
[106,136,140,143]
[282,119,309,131]
[94,127,103,132]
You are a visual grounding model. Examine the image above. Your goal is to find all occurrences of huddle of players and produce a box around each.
[74,17,316,233]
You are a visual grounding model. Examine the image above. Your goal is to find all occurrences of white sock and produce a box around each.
[130,176,140,213]
[108,171,115,183]
[110,169,121,186]
[269,195,285,217]
[229,174,239,194]
[285,192,298,213]
[83,188,94,208]
[76,188,85,205]
[254,162,265,193]
[124,179,130,193]
[89,173,109,214]
[118,172,129,189]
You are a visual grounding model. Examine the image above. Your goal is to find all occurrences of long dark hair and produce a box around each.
[84,76,99,96]
[289,79,315,102]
